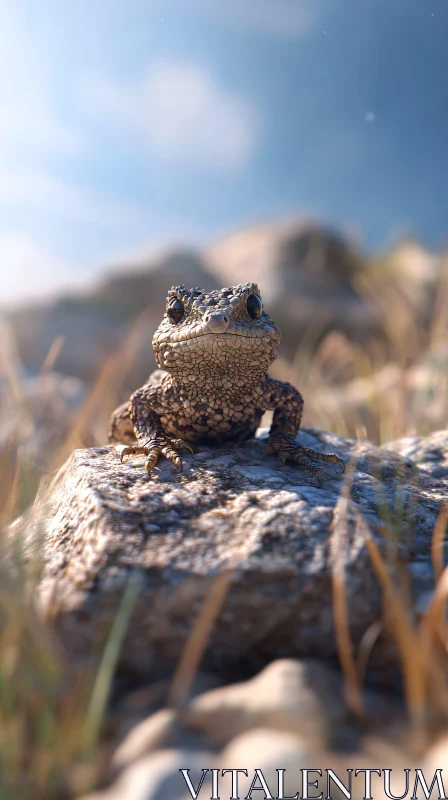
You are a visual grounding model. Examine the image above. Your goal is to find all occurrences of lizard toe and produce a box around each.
[313,467,325,486]
[145,448,161,473]
[264,434,343,485]
[171,438,194,454]
[117,444,143,463]
[161,445,183,468]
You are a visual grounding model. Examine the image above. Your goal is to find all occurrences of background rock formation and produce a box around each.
[8,220,440,385]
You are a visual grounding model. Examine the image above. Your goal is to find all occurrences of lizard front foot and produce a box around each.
[117,435,193,474]
[263,434,345,485]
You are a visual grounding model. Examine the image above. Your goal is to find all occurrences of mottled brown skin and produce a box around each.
[109,282,344,483]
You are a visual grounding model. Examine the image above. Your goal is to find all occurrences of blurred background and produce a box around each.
[1,0,448,498]
[0,3,448,797]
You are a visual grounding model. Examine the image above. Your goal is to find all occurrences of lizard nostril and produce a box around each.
[204,311,231,333]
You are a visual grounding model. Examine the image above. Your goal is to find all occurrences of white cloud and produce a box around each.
[0,166,148,229]
[78,61,258,174]
[0,233,78,305]
[0,108,83,157]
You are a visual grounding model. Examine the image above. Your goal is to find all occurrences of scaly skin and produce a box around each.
[109,282,345,484]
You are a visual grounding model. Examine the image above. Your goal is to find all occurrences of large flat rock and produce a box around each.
[9,428,448,681]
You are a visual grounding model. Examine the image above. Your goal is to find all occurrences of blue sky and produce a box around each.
[1,0,447,302]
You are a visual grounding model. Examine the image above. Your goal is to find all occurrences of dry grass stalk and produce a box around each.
[39,335,66,376]
[51,310,152,469]
[330,464,364,718]
[168,569,234,710]
[356,512,427,733]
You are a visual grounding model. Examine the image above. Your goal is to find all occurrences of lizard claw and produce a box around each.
[116,444,147,463]
[264,435,344,485]
[171,439,194,454]
[117,436,193,474]
[314,467,325,487]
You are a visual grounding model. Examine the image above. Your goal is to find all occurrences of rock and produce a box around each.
[8,248,219,384]
[112,671,223,770]
[219,728,310,800]
[9,428,447,683]
[376,239,441,316]
[384,428,448,476]
[0,357,91,516]
[6,218,384,389]
[424,735,448,774]
[0,370,88,471]
[309,748,416,800]
[113,709,180,771]
[111,660,401,774]
[186,658,345,747]
[82,750,215,800]
[5,221,444,393]
[0,318,88,473]
[207,217,379,356]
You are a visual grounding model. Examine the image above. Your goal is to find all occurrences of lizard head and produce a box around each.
[152,283,281,381]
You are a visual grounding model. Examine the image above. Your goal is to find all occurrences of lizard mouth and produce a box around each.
[159,332,277,353]
[155,330,279,371]
[155,328,278,347]
[186,331,271,341]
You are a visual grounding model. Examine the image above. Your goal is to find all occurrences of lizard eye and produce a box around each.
[167,298,184,324]
[246,293,262,320]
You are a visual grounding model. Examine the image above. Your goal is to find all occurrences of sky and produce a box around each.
[1,0,447,303]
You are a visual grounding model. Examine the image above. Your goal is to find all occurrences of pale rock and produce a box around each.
[186,658,345,747]
[219,728,310,800]
[113,709,180,771]
[82,750,214,800]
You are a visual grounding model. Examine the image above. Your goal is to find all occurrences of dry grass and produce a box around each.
[0,316,149,798]
[273,254,448,443]
[0,259,447,795]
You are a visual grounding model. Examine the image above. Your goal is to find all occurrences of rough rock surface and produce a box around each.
[10,427,448,681]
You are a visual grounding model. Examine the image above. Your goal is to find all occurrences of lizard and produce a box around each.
[109,282,345,484]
